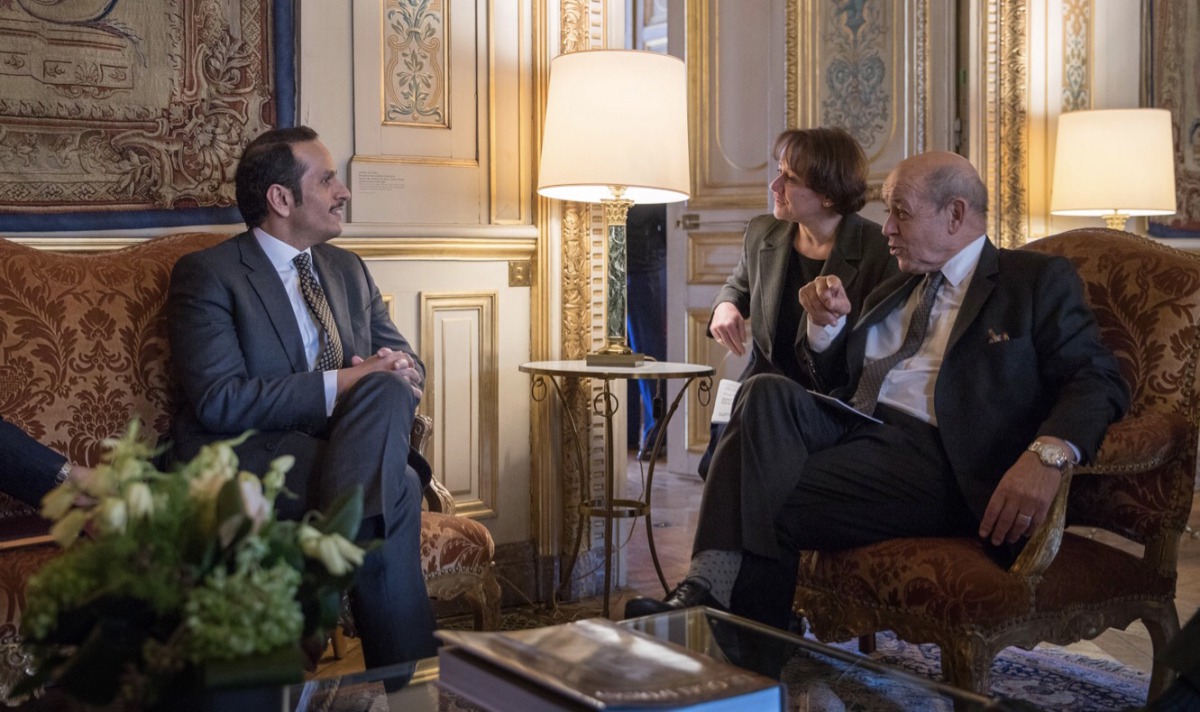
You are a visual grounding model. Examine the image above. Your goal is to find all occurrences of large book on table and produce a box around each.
[435,618,785,711]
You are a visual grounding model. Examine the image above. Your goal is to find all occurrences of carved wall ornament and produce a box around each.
[1062,0,1091,112]
[820,1,891,148]
[383,0,448,126]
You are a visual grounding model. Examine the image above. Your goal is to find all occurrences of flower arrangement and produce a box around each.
[16,421,371,707]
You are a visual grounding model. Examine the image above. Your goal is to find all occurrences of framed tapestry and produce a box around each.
[1144,0,1200,237]
[0,0,295,232]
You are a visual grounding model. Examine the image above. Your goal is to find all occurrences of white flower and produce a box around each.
[237,472,271,534]
[96,497,128,535]
[297,525,365,577]
[125,482,154,521]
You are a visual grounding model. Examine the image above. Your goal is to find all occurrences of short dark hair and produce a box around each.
[234,126,319,227]
[773,127,869,215]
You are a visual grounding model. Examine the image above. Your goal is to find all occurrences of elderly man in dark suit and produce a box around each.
[627,151,1129,629]
[167,126,437,667]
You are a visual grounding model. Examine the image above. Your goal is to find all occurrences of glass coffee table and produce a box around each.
[285,608,1020,711]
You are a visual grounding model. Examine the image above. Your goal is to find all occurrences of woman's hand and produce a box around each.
[710,302,747,356]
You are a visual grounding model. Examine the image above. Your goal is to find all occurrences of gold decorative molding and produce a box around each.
[14,235,537,261]
[419,291,499,519]
[986,0,1029,248]
[688,232,743,284]
[335,237,535,260]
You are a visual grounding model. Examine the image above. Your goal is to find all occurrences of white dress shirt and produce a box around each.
[254,228,339,416]
[809,235,988,426]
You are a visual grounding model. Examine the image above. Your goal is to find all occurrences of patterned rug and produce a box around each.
[319,605,1149,711]
[805,633,1148,711]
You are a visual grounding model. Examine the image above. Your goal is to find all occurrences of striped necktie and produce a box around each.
[293,252,343,371]
[850,270,945,415]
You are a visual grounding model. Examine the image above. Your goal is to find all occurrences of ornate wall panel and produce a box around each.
[687,231,743,284]
[349,0,531,226]
[787,0,948,197]
[1061,0,1091,111]
[382,0,449,127]
[686,1,774,209]
[420,292,499,519]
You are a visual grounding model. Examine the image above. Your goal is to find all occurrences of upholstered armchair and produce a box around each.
[0,233,500,698]
[793,228,1200,699]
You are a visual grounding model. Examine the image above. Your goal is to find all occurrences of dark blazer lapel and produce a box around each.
[843,272,920,383]
[239,233,310,374]
[821,213,863,290]
[756,220,794,357]
[855,272,921,331]
[946,238,999,354]
[312,246,352,367]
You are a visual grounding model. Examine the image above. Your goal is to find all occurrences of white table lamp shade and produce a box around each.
[537,50,690,204]
[1051,108,1176,218]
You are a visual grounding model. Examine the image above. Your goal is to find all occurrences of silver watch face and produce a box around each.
[1032,442,1069,468]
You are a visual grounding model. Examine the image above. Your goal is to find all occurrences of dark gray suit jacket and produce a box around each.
[815,239,1129,520]
[166,231,429,489]
[0,416,65,507]
[710,212,896,389]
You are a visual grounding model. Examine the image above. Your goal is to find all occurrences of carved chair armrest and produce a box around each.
[409,413,457,515]
[1009,412,1188,580]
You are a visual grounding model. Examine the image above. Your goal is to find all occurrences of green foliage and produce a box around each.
[16,422,373,706]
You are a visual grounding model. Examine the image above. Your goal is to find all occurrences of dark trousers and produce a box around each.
[697,374,976,629]
[189,371,438,668]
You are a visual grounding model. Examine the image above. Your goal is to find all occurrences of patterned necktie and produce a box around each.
[851,270,946,414]
[293,252,343,371]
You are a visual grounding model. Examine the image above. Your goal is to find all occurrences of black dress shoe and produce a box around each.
[623,577,724,619]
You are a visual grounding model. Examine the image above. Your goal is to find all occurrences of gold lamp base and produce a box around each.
[587,338,646,367]
[586,343,645,367]
[1102,213,1130,231]
[586,352,646,367]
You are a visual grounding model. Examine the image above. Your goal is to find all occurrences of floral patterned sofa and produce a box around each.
[794,229,1200,701]
[0,233,500,698]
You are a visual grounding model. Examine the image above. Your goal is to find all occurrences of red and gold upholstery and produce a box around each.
[794,229,1200,699]
[0,233,500,696]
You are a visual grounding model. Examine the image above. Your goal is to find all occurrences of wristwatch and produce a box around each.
[1027,441,1072,471]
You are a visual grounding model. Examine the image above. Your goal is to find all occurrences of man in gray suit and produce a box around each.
[167,126,437,668]
[627,151,1129,629]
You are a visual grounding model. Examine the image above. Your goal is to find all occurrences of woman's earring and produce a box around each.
[822,200,833,208]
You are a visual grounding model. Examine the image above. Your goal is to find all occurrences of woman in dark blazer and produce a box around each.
[699,127,897,478]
